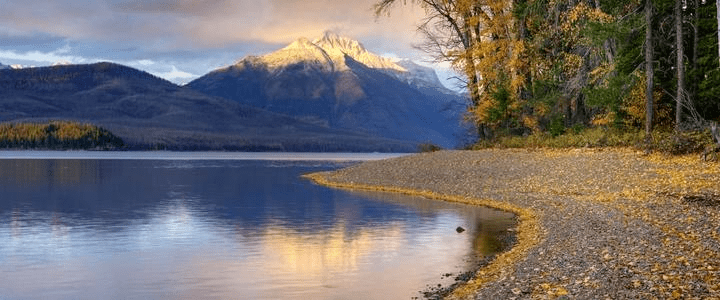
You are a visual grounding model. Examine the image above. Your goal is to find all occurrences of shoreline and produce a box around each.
[305,149,720,299]
[303,172,541,299]
[0,150,410,161]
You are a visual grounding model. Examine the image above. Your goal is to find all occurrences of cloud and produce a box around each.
[110,0,233,16]
[0,0,426,54]
[154,65,197,80]
[0,0,454,86]
[133,59,156,66]
[0,47,90,65]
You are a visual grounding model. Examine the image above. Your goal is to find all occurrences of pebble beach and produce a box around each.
[306,149,720,299]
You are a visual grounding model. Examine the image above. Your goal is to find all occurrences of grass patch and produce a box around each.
[471,126,717,155]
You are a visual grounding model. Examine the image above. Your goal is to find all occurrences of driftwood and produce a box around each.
[702,122,720,161]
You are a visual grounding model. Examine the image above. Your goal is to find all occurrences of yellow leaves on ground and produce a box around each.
[646,153,720,194]
[534,282,569,299]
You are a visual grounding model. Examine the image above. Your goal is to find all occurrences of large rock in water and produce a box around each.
[0,62,417,151]
[187,32,475,149]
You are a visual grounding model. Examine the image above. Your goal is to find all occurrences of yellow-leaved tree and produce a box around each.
[376,0,527,138]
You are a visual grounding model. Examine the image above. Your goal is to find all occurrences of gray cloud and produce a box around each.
[109,0,232,15]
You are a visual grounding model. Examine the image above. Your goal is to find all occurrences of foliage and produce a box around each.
[472,125,716,155]
[0,121,124,150]
[648,129,717,155]
[695,1,720,121]
[472,126,642,149]
[548,114,566,137]
[379,0,720,151]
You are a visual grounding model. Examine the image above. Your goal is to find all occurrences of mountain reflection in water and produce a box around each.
[0,158,515,299]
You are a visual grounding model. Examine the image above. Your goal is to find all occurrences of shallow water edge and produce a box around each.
[303,171,539,299]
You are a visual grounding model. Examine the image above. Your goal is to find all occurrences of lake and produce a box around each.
[0,152,516,299]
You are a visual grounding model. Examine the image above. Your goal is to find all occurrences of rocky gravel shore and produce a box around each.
[306,149,720,299]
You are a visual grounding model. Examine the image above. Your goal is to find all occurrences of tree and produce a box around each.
[647,0,655,135]
[692,0,700,101]
[717,0,720,65]
[696,0,720,121]
[676,0,686,129]
[375,0,481,107]
[376,0,526,137]
[375,0,719,141]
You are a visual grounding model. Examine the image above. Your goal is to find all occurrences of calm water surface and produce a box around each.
[0,152,515,299]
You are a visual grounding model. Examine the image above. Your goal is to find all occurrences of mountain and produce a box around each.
[394,59,450,91]
[311,33,407,72]
[188,33,474,149]
[0,62,416,151]
[0,63,23,70]
[51,60,73,66]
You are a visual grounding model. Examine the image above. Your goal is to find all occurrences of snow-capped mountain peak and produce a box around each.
[255,37,335,72]
[313,32,406,72]
[394,59,451,92]
[313,32,368,54]
[251,32,406,73]
[230,32,452,93]
[52,60,73,66]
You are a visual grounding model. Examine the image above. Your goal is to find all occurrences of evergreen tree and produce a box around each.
[377,0,719,137]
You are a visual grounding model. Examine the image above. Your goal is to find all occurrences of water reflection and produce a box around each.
[0,159,515,299]
[347,190,516,258]
[0,159,102,186]
[259,223,402,274]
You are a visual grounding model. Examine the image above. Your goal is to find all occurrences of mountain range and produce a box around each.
[0,33,473,151]
[188,32,472,149]
[0,63,25,70]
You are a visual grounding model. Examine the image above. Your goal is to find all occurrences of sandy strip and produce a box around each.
[305,149,720,299]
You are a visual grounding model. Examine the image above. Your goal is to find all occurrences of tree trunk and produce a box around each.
[717,0,720,66]
[693,0,699,100]
[466,55,481,107]
[646,0,655,135]
[676,0,686,129]
[459,10,481,111]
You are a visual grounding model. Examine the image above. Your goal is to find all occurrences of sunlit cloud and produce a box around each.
[153,65,197,80]
[0,47,89,65]
[0,0,426,52]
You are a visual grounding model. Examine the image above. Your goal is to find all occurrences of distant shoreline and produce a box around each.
[0,150,410,161]
[305,149,720,299]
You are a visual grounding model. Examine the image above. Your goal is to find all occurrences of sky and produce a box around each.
[0,0,459,87]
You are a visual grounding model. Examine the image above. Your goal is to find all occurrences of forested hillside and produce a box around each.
[378,0,720,148]
[0,121,124,150]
